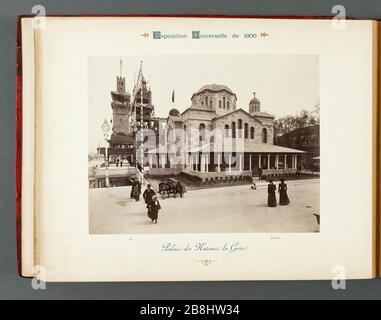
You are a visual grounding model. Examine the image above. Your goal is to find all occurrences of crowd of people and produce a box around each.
[128,176,290,225]
[114,157,129,168]
[129,178,187,224]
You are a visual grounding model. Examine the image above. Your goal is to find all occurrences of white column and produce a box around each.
[239,155,243,172]
[217,154,221,172]
[149,155,153,168]
[276,154,279,169]
[259,154,262,168]
[284,155,287,169]
[249,155,252,171]
[161,155,166,168]
[291,154,295,170]
[206,155,209,173]
[105,168,110,187]
[228,154,232,172]
[295,154,298,169]
[267,154,271,170]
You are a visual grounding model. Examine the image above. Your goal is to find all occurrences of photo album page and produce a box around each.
[20,17,377,281]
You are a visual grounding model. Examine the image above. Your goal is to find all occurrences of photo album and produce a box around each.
[17,16,380,281]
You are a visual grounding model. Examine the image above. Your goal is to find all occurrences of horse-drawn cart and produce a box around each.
[158,178,186,199]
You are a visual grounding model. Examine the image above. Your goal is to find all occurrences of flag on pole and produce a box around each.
[172,90,175,103]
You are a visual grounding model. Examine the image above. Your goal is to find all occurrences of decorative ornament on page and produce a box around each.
[195,259,218,267]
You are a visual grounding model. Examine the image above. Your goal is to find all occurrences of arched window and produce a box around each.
[209,99,212,108]
[232,122,236,138]
[224,124,230,138]
[227,101,230,109]
[238,119,243,138]
[205,96,208,106]
[250,127,255,139]
[223,97,226,109]
[244,123,249,139]
[199,123,206,141]
[262,128,268,143]
[219,101,222,108]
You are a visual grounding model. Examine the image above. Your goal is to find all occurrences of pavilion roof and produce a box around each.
[148,142,305,154]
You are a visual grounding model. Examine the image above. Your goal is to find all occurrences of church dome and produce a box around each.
[249,92,261,113]
[195,84,234,95]
[169,108,181,117]
[191,84,237,100]
[250,93,261,105]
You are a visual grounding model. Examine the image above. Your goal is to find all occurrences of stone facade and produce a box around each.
[150,84,306,181]
[106,62,156,164]
[111,76,131,137]
[167,84,274,145]
[190,84,237,117]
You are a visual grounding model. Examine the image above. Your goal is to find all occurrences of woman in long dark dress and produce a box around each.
[131,180,141,201]
[147,195,161,224]
[130,179,137,199]
[278,178,290,205]
[267,179,277,207]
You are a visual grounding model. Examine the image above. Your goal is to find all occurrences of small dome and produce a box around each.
[250,92,260,105]
[169,108,181,117]
[249,92,261,113]
[250,97,260,104]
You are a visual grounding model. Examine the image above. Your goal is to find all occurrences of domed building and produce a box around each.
[249,92,261,114]
[149,84,305,183]
[169,108,181,117]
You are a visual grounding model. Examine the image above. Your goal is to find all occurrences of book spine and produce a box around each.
[376,22,381,278]
[16,16,23,276]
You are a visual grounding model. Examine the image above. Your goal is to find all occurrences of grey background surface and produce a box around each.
[0,0,380,300]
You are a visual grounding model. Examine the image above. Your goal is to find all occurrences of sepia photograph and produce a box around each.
[88,54,320,234]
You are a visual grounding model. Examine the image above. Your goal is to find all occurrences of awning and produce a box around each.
[149,142,305,154]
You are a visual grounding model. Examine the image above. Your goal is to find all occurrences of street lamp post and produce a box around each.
[102,119,111,188]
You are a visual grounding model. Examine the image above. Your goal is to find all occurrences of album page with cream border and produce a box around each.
[20,17,379,281]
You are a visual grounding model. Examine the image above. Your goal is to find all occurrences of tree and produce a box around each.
[274,102,320,138]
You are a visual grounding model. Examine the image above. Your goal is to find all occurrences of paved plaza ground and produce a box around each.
[89,179,320,234]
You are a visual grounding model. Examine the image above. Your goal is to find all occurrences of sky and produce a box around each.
[88,54,319,153]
